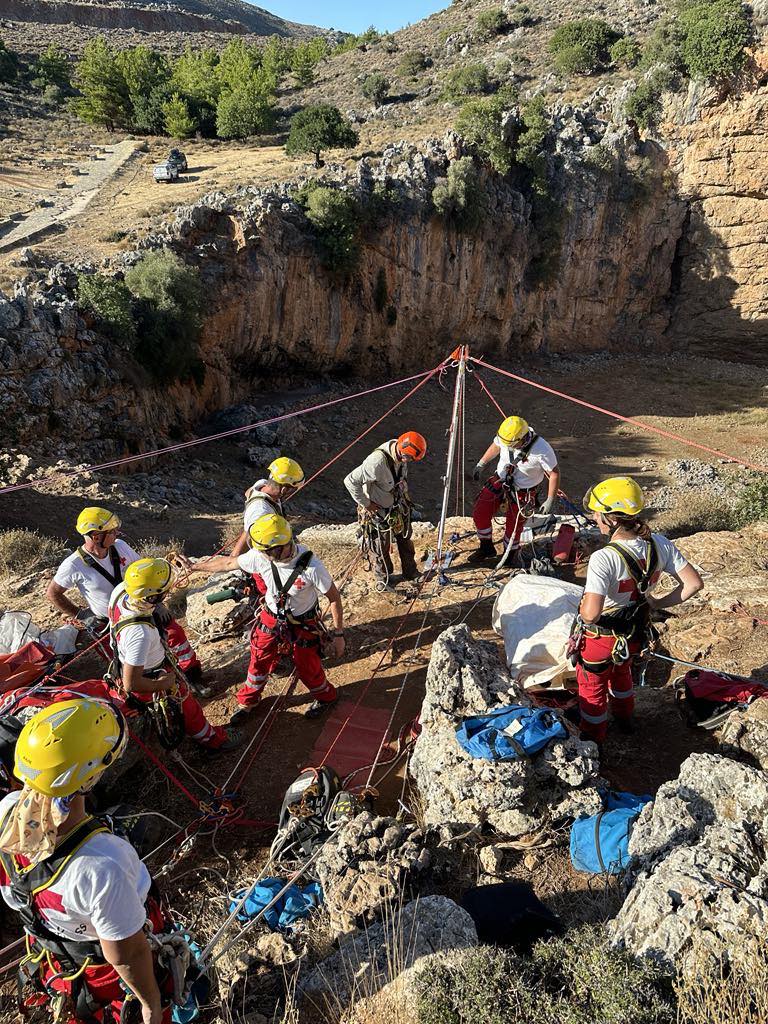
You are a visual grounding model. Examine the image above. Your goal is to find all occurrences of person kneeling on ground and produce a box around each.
[187,514,344,720]
[229,457,306,557]
[573,476,703,745]
[343,431,427,586]
[47,506,204,687]
[469,416,560,568]
[109,558,242,752]
[0,698,187,1024]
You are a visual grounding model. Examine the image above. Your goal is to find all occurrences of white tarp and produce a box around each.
[492,574,584,690]
[0,611,78,657]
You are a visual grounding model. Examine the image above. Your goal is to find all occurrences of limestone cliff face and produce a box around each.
[667,60,768,354]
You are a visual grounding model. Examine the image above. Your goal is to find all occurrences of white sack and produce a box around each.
[492,574,583,690]
[0,611,77,656]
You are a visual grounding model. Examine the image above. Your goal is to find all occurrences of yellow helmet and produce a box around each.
[123,557,174,602]
[76,507,121,536]
[268,458,305,487]
[14,699,127,797]
[248,513,293,552]
[584,476,645,516]
[496,416,530,447]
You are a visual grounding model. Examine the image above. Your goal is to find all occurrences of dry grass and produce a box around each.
[659,494,737,538]
[136,535,188,559]
[675,933,768,1024]
[0,528,66,579]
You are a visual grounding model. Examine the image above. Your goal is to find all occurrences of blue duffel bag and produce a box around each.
[456,704,567,760]
[570,791,652,875]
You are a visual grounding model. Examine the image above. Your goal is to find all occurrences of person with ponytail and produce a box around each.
[574,476,702,745]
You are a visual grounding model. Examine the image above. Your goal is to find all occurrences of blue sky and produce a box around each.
[260,0,449,34]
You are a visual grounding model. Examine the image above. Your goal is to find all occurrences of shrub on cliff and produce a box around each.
[624,77,664,131]
[455,87,517,174]
[77,272,136,347]
[361,72,390,107]
[398,50,428,80]
[475,7,509,40]
[0,38,19,85]
[677,0,751,81]
[443,62,491,102]
[300,184,362,277]
[610,36,641,68]
[732,475,768,528]
[124,250,204,383]
[548,18,621,75]
[415,928,674,1024]
[432,157,487,232]
[285,105,359,167]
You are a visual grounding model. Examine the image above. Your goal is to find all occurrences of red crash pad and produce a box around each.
[309,701,393,783]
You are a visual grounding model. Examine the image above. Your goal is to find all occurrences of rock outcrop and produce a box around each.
[409,624,602,838]
[314,812,431,939]
[610,752,768,970]
[299,895,477,1007]
[718,699,768,769]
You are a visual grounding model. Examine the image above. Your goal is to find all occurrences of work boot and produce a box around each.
[184,662,211,697]
[498,546,524,569]
[202,726,245,755]
[230,702,261,725]
[305,695,338,720]
[467,540,497,564]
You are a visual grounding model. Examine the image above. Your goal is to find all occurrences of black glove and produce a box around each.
[153,604,173,627]
[471,463,483,482]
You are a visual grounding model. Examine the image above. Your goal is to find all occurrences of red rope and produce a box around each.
[296,359,448,494]
[128,728,202,810]
[473,369,506,417]
[0,368,440,496]
[472,357,768,474]
[731,601,768,628]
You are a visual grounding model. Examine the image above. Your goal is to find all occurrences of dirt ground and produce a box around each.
[0,348,766,992]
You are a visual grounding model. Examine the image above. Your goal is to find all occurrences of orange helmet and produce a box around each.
[396,431,427,462]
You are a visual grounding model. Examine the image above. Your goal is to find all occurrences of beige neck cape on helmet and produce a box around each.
[0,786,71,865]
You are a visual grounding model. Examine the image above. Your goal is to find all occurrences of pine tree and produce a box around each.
[162,93,197,138]
[216,77,274,139]
[72,38,130,130]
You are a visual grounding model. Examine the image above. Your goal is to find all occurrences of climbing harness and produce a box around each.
[76,544,123,588]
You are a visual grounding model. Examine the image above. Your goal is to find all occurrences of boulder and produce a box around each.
[184,574,254,641]
[718,699,768,770]
[315,812,431,939]
[299,896,477,1007]
[610,752,768,970]
[409,625,602,838]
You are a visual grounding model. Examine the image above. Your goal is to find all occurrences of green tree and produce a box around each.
[216,76,274,139]
[610,36,641,68]
[361,71,390,106]
[72,38,131,130]
[77,273,136,347]
[432,157,486,232]
[216,38,260,93]
[162,93,197,138]
[291,44,316,87]
[624,78,664,130]
[116,46,171,131]
[33,44,70,90]
[548,18,620,75]
[171,45,220,111]
[285,104,359,167]
[443,62,490,102]
[516,95,550,190]
[678,0,751,80]
[132,83,173,135]
[455,87,517,174]
[261,36,293,86]
[0,37,18,85]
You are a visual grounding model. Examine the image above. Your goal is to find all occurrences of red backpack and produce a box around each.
[682,669,768,729]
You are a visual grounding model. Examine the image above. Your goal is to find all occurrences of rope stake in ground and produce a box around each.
[472,357,768,474]
[0,367,440,496]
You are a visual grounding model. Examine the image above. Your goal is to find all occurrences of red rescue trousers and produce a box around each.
[472,477,538,548]
[575,632,639,743]
[164,618,200,673]
[238,608,337,708]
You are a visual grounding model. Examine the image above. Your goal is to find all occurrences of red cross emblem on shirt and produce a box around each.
[294,578,307,590]
[120,556,128,566]
[618,566,662,600]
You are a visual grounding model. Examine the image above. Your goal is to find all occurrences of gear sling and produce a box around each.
[0,812,169,1023]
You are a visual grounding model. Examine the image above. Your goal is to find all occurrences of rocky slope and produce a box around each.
[2,0,316,37]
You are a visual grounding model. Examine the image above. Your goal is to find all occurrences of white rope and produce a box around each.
[221,676,297,791]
